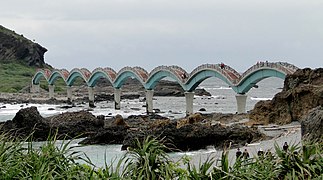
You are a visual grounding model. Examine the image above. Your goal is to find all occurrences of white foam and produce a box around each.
[250,97,272,101]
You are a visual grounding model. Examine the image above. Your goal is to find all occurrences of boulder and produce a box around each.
[249,68,323,124]
[45,111,104,138]
[79,126,128,145]
[301,106,323,142]
[11,106,50,140]
[113,114,128,127]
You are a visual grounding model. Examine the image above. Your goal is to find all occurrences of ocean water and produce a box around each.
[0,77,300,167]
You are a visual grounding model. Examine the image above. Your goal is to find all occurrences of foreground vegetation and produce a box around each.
[0,133,322,179]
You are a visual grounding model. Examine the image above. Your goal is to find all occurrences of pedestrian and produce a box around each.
[243,149,249,159]
[283,142,288,152]
[236,148,242,159]
[257,148,264,156]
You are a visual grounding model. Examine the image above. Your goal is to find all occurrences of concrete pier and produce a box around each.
[31,84,40,93]
[235,94,247,114]
[67,86,73,103]
[145,89,154,114]
[88,87,95,107]
[48,85,55,99]
[185,92,194,116]
[114,88,121,110]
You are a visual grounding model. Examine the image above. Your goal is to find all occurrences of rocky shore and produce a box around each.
[0,68,322,151]
[0,106,263,151]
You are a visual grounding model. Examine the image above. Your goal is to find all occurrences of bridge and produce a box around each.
[31,62,299,115]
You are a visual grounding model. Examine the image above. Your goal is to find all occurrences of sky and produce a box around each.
[1,0,323,72]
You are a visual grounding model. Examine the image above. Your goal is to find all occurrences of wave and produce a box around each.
[250,97,272,101]
[199,86,232,90]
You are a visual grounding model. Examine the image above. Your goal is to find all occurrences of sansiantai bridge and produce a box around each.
[31,62,299,115]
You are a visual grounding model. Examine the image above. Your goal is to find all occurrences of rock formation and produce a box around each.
[0,107,104,140]
[249,68,323,124]
[0,25,47,67]
[301,106,323,142]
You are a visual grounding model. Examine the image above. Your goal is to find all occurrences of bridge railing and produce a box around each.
[133,66,149,81]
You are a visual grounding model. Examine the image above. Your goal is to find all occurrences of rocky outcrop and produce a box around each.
[0,25,47,67]
[0,107,104,140]
[81,113,263,151]
[121,122,263,151]
[79,126,127,145]
[249,68,323,124]
[301,106,323,142]
[11,106,50,140]
[45,111,104,138]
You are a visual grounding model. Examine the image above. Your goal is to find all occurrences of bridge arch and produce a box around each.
[235,67,287,94]
[113,67,146,89]
[66,68,88,86]
[32,69,51,84]
[145,66,186,90]
[47,69,69,85]
[185,64,235,92]
[87,68,116,87]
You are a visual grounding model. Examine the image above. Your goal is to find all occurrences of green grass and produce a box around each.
[0,61,85,93]
[0,61,38,92]
[0,132,321,179]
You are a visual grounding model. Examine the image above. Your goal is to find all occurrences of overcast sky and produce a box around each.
[1,0,322,72]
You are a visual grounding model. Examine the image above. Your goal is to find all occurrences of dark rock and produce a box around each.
[11,106,50,140]
[97,115,105,120]
[79,126,128,145]
[153,108,161,113]
[45,111,104,138]
[195,89,212,96]
[199,108,207,111]
[48,108,55,110]
[122,122,263,152]
[59,105,73,109]
[301,106,323,142]
[249,68,323,124]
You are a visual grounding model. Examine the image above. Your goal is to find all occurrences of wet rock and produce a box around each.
[301,106,323,142]
[122,122,263,152]
[199,108,207,111]
[79,126,128,145]
[45,111,104,138]
[11,106,50,140]
[153,108,161,113]
[113,114,128,127]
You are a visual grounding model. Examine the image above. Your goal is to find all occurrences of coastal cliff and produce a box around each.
[249,68,323,125]
[0,25,47,67]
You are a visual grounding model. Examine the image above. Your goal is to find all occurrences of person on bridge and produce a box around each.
[220,62,225,69]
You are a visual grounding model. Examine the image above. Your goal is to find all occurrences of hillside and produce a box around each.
[0,25,51,92]
[0,25,47,67]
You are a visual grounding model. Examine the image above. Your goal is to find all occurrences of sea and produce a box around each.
[0,77,301,167]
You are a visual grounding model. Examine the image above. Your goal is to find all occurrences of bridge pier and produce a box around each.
[67,86,73,103]
[235,94,247,114]
[31,84,40,93]
[48,85,55,99]
[114,88,121,110]
[145,89,154,114]
[88,87,95,108]
[185,92,194,116]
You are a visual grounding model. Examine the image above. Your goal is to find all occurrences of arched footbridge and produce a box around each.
[31,62,298,115]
